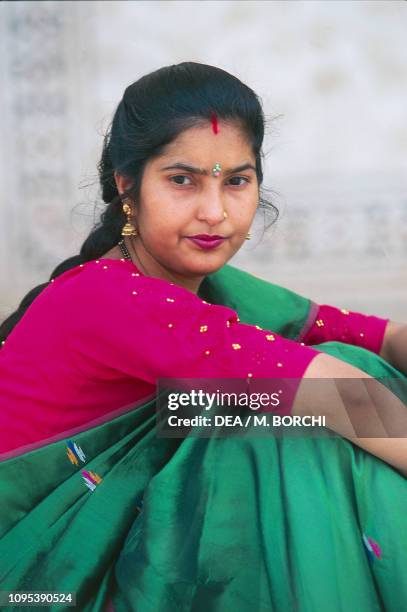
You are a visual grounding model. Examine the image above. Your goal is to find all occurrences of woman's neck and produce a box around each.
[126,237,204,295]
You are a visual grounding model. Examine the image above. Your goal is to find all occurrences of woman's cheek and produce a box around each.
[229,235,244,254]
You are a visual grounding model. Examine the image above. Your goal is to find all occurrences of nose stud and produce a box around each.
[212,162,221,177]
[223,211,228,219]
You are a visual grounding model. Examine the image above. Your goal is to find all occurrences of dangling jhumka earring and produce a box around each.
[121,197,138,237]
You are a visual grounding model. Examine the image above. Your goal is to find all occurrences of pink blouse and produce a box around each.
[0,259,389,456]
[299,304,388,355]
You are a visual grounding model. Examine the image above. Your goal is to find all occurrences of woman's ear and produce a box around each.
[114,171,135,196]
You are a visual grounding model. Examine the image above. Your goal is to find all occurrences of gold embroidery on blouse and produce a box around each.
[266,334,275,341]
[200,325,208,333]
[255,325,263,330]
[316,319,324,327]
[166,298,175,302]
[232,343,241,350]
[341,308,350,315]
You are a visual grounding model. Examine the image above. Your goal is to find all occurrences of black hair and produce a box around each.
[0,61,278,345]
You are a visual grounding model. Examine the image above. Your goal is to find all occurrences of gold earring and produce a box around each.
[245,232,251,240]
[121,198,138,237]
[223,211,228,219]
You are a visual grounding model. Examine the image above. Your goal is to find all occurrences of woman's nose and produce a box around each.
[196,189,226,225]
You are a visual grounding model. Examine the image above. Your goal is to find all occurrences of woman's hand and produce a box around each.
[380,320,407,375]
[293,353,407,478]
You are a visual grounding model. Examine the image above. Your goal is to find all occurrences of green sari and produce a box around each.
[0,264,406,611]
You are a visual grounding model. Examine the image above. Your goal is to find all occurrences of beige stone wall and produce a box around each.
[0,0,405,321]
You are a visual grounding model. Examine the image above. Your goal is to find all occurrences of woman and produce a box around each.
[0,62,406,612]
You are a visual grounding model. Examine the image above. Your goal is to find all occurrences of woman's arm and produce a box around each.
[64,261,406,478]
[298,303,389,355]
[380,320,407,376]
[293,353,407,478]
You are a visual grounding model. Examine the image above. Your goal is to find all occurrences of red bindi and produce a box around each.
[210,111,219,135]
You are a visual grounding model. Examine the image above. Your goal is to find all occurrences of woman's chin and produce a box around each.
[182,256,228,277]
[168,241,237,277]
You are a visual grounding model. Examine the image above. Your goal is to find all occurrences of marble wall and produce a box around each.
[0,0,405,320]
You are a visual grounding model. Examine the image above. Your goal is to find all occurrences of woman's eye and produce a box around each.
[228,176,249,186]
[169,175,250,187]
[170,175,193,186]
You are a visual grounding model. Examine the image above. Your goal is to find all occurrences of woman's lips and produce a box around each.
[187,236,226,250]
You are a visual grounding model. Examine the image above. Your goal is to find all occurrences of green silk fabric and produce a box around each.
[0,263,406,611]
[198,263,314,339]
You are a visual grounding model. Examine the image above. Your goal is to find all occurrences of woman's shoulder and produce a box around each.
[52,258,137,285]
[45,258,239,346]
[46,258,229,316]
[36,258,136,306]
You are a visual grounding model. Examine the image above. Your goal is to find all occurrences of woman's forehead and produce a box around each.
[168,120,247,142]
[154,124,254,163]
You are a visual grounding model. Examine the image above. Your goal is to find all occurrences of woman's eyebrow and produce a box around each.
[160,162,256,175]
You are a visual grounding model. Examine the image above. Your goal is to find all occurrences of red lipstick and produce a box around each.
[187,234,226,250]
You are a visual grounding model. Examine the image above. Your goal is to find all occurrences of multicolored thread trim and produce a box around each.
[66,440,86,465]
[362,533,382,561]
[82,470,103,492]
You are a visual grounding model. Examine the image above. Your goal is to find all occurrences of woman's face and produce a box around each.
[115,121,259,292]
